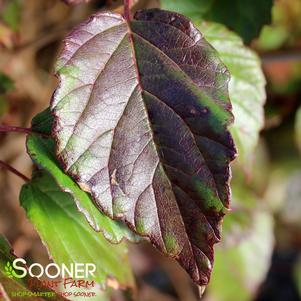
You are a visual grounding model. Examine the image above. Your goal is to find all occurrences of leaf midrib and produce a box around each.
[126,20,212,280]
[130,31,227,206]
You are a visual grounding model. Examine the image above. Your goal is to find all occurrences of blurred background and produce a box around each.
[0,0,301,300]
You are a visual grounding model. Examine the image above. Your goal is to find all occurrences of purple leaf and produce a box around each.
[51,9,237,286]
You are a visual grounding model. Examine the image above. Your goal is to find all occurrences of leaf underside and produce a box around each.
[28,108,140,243]
[51,9,236,285]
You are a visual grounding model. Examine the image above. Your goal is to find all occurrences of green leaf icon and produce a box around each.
[4,261,13,278]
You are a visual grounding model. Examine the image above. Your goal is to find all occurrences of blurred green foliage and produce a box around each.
[296,107,301,153]
[199,22,266,163]
[161,0,273,43]
[0,72,14,94]
[0,72,13,118]
[0,0,21,31]
[209,211,274,301]
[257,0,301,50]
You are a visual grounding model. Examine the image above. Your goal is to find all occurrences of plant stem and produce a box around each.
[124,0,131,21]
[0,160,30,182]
[0,125,32,134]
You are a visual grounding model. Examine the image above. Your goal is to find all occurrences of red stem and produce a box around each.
[0,160,30,182]
[0,125,32,134]
[124,0,131,21]
[0,125,49,137]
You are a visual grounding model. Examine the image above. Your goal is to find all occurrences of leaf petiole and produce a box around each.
[0,125,32,134]
[0,124,49,137]
[124,0,131,21]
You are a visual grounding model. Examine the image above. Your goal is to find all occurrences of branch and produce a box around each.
[0,125,32,134]
[0,160,30,182]
[0,125,49,137]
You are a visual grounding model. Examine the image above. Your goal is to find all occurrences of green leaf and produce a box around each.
[0,73,13,118]
[20,170,135,290]
[198,22,266,163]
[296,106,301,153]
[0,235,69,300]
[0,72,14,94]
[0,0,21,32]
[159,0,214,19]
[31,107,53,135]
[256,0,301,51]
[161,0,273,43]
[257,25,288,51]
[4,262,13,278]
[205,143,274,301]
[28,109,139,243]
[207,209,274,301]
